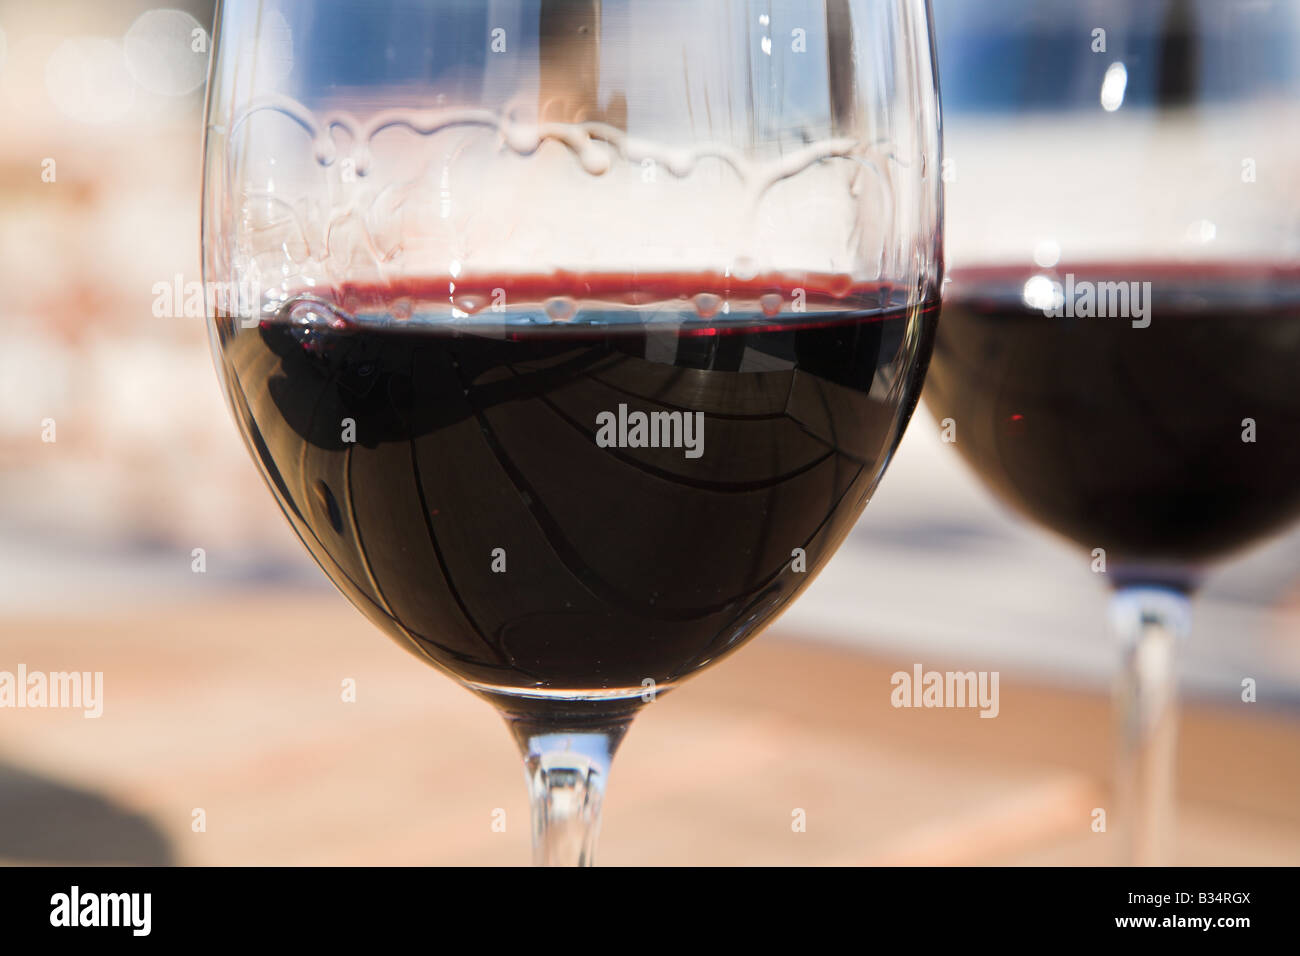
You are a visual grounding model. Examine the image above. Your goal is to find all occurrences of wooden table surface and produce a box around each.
[1,591,1297,866]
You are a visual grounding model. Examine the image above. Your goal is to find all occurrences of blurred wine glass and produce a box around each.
[927,0,1300,864]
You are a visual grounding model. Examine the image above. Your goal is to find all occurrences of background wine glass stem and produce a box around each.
[1109,585,1192,866]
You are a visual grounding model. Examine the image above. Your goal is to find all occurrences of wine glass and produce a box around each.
[201,0,943,865]
[925,0,1300,864]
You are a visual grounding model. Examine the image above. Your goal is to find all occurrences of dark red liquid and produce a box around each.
[215,274,938,706]
[924,263,1300,570]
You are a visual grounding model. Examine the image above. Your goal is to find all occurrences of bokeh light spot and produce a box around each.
[124,8,208,96]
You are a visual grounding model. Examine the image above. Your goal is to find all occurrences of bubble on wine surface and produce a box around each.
[284,297,357,356]
[453,294,490,315]
[693,294,723,319]
[543,297,578,322]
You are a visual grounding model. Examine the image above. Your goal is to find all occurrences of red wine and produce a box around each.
[925,263,1300,569]
[215,273,938,707]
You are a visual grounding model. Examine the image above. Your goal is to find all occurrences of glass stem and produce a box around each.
[1108,585,1191,866]
[503,710,634,866]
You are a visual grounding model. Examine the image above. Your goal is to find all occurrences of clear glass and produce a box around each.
[929,0,1300,864]
[202,0,943,865]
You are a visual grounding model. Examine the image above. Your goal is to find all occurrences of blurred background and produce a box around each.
[0,0,1297,865]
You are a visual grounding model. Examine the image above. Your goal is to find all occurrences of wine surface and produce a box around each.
[216,275,938,702]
